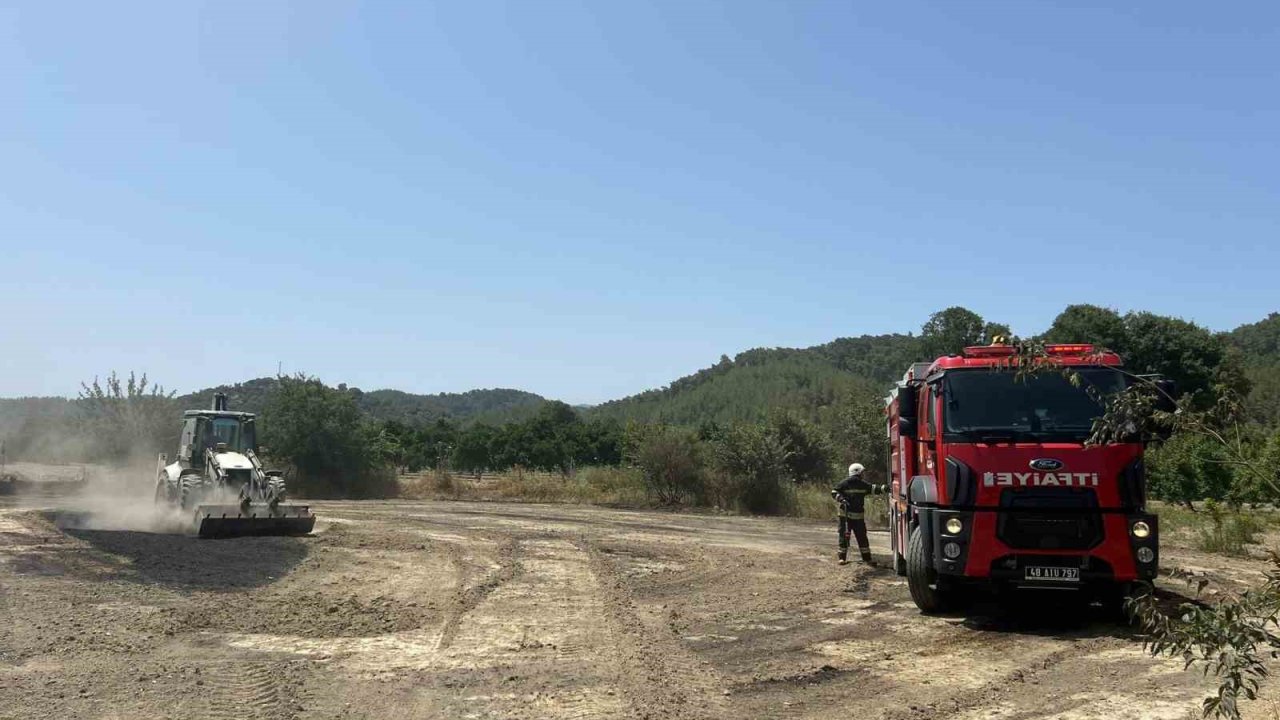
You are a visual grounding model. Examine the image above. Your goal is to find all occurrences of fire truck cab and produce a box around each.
[885,343,1160,613]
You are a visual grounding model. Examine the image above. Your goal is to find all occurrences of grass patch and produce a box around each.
[792,483,832,520]
[1153,501,1276,557]
[789,483,888,528]
[1196,503,1269,556]
[402,466,649,506]
[401,467,888,528]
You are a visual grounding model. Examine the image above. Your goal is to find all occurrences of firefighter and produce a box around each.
[832,462,886,565]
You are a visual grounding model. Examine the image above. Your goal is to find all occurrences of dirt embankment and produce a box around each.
[1,483,1275,719]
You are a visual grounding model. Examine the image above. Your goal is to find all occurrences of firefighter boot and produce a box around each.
[837,550,849,565]
[859,548,874,565]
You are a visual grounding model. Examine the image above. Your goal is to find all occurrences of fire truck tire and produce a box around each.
[1097,583,1135,624]
[906,526,952,613]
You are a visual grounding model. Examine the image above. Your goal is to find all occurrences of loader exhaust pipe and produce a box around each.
[212,393,228,411]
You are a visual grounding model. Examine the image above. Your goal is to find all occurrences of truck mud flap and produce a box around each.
[193,503,316,538]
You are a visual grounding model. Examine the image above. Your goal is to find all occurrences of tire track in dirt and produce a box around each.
[434,536,521,651]
[199,660,293,720]
[874,636,1119,720]
[580,534,730,720]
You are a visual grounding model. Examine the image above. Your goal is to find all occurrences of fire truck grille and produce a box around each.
[996,488,1103,550]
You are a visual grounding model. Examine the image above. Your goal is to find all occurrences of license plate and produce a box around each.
[1024,566,1079,582]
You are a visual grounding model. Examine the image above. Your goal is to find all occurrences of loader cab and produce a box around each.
[179,412,258,466]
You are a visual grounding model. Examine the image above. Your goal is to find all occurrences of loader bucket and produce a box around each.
[193,503,316,538]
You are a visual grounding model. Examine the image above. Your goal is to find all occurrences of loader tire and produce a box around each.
[179,473,207,511]
[155,472,180,507]
[906,526,952,614]
[265,474,287,505]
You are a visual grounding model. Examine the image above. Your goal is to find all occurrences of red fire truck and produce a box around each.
[885,342,1161,612]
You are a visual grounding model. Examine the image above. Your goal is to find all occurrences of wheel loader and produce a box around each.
[154,393,315,538]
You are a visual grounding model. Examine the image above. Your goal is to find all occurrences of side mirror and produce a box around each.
[897,384,918,421]
[898,417,918,439]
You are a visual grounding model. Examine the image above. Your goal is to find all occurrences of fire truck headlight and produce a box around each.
[945,518,963,535]
[1132,520,1152,539]
[942,542,961,559]
[1136,546,1155,564]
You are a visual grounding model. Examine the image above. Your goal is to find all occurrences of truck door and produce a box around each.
[919,385,939,484]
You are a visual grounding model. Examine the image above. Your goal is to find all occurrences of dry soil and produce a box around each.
[1,464,1274,719]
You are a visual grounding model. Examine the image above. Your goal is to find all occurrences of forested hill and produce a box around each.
[1229,312,1280,425]
[4,307,1277,439]
[1229,312,1280,361]
[176,379,547,425]
[588,334,921,427]
[592,306,1280,430]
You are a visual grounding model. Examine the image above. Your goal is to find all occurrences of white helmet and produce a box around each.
[848,463,865,477]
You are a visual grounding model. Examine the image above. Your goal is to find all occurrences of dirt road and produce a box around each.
[0,487,1271,719]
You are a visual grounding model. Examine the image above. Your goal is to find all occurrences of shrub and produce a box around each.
[711,424,792,514]
[767,411,836,484]
[1195,501,1266,556]
[625,425,705,505]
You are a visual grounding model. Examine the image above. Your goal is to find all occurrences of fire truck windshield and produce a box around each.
[942,367,1126,441]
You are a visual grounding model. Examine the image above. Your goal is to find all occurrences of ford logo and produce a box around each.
[1030,458,1064,471]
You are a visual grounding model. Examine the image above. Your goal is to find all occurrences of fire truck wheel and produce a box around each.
[1097,583,1135,624]
[906,526,952,613]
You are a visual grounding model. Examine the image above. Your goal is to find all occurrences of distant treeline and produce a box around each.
[2,305,1277,512]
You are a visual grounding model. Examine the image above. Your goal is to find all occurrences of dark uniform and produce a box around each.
[832,472,886,564]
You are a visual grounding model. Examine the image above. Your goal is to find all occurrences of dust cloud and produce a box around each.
[7,461,193,534]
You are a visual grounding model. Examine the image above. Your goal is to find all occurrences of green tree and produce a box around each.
[921,306,985,358]
[766,410,835,484]
[711,424,791,514]
[401,418,459,471]
[827,392,889,486]
[77,371,177,464]
[452,423,496,477]
[576,418,623,466]
[1147,432,1234,508]
[1242,364,1280,426]
[1041,304,1128,352]
[625,424,704,505]
[1122,312,1240,402]
[261,374,394,498]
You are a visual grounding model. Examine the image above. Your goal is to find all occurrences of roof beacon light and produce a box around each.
[1044,344,1096,356]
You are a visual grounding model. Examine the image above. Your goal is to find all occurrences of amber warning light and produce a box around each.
[1044,344,1096,355]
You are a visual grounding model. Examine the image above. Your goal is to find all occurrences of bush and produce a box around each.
[711,424,792,514]
[577,466,649,505]
[625,425,705,505]
[432,467,458,498]
[1196,501,1267,556]
[767,411,837,484]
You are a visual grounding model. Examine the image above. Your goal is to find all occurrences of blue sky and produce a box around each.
[2,2,1277,404]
